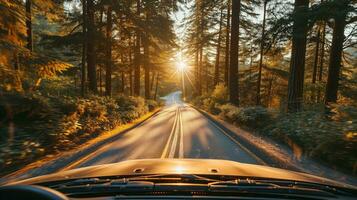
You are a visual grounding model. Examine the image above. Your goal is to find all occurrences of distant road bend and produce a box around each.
[67,91,265,169]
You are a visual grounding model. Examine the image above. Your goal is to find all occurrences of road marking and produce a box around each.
[168,107,180,158]
[179,106,184,158]
[161,107,178,158]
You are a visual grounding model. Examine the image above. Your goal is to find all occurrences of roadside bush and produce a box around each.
[0,92,160,175]
[194,95,357,174]
[236,106,272,129]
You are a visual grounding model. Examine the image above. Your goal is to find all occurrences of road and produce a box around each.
[72,91,264,169]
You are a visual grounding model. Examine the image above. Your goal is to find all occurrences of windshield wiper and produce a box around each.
[49,174,218,188]
[47,174,217,196]
[208,179,345,198]
[127,174,219,183]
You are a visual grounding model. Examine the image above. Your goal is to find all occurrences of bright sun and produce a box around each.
[176,60,187,72]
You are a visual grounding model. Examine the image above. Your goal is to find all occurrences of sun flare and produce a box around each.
[176,60,187,72]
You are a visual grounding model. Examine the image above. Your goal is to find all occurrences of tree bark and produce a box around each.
[26,0,33,51]
[228,0,241,106]
[312,29,320,84]
[287,0,309,112]
[256,0,267,105]
[214,8,224,86]
[134,0,141,96]
[224,0,231,86]
[105,6,112,96]
[325,12,346,104]
[154,72,160,101]
[129,36,134,96]
[143,34,150,99]
[81,0,87,97]
[198,45,203,96]
[317,22,326,102]
[86,0,97,93]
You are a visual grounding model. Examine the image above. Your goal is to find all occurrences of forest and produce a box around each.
[0,0,356,176]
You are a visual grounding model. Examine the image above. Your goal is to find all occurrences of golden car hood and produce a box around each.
[10,159,355,189]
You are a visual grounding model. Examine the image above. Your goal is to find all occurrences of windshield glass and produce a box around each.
[0,0,356,192]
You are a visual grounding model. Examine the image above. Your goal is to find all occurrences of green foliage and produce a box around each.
[194,96,357,174]
[0,92,160,175]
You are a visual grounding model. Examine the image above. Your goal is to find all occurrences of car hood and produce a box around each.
[9,159,356,189]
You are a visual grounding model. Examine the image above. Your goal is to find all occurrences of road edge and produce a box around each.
[0,108,162,185]
[191,105,357,186]
[191,105,301,171]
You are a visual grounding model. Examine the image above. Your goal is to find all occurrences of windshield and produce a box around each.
[0,0,356,195]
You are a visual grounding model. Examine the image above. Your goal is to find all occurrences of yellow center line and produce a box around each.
[168,107,180,158]
[161,107,178,158]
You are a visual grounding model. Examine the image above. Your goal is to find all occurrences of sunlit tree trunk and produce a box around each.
[154,72,160,101]
[256,0,267,105]
[26,0,33,51]
[214,8,224,86]
[224,0,231,86]
[105,6,112,96]
[325,8,347,104]
[228,0,241,106]
[86,0,97,93]
[150,71,155,94]
[287,0,309,112]
[198,45,203,96]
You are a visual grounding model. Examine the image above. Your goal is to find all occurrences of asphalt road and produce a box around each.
[73,91,264,169]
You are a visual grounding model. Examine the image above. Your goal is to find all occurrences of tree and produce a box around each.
[228,0,241,105]
[214,7,224,86]
[324,0,354,104]
[256,0,268,105]
[105,5,112,96]
[224,0,231,86]
[287,0,309,112]
[134,0,141,96]
[26,0,33,51]
[86,0,97,93]
[81,0,87,96]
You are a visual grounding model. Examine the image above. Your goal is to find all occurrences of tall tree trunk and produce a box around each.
[287,0,309,112]
[228,0,241,106]
[224,0,231,86]
[121,72,125,93]
[195,47,199,95]
[311,27,321,102]
[86,0,97,93]
[81,0,87,97]
[129,36,134,96]
[150,71,155,94]
[134,0,141,96]
[26,0,33,51]
[198,45,203,96]
[143,35,150,99]
[154,73,159,101]
[105,6,112,96]
[317,22,326,102]
[312,29,320,84]
[325,11,346,104]
[214,8,224,86]
[256,0,267,105]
